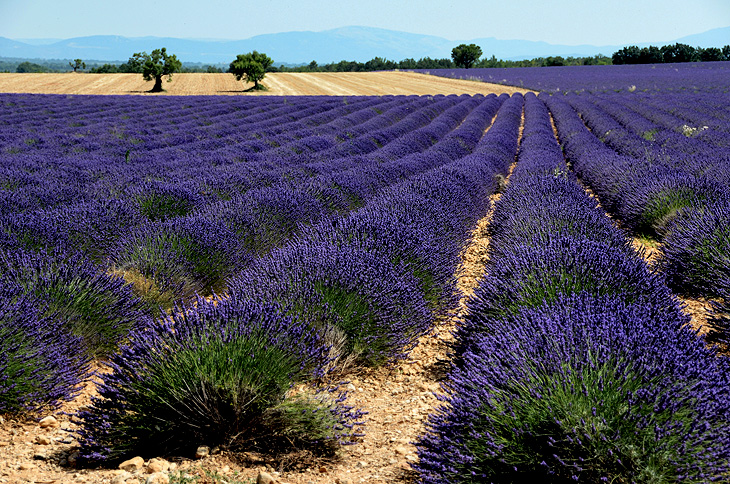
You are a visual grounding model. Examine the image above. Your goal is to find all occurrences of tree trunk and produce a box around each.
[151,76,163,92]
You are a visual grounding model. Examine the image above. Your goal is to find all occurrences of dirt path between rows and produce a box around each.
[0,72,533,97]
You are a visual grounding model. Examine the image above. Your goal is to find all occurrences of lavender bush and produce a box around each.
[0,248,146,356]
[111,216,249,310]
[656,199,730,297]
[227,243,432,367]
[0,287,90,414]
[417,295,730,483]
[75,298,362,464]
[128,181,206,221]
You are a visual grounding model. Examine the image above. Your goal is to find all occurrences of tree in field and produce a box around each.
[122,54,145,74]
[451,43,483,69]
[130,48,182,92]
[69,59,86,72]
[229,51,274,90]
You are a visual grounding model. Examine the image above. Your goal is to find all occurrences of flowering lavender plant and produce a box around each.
[657,198,730,297]
[75,298,362,464]
[0,288,90,414]
[0,248,146,357]
[417,295,730,483]
[111,215,250,308]
[228,242,432,367]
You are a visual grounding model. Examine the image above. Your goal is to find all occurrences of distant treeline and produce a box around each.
[10,55,611,75]
[5,42,730,74]
[268,54,612,72]
[612,43,730,65]
[89,63,224,74]
[0,57,226,73]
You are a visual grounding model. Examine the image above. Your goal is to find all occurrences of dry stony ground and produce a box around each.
[0,72,531,97]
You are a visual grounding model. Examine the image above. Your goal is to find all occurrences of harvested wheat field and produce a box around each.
[0,71,530,96]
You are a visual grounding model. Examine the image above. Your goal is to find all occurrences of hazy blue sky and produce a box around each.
[1,0,728,45]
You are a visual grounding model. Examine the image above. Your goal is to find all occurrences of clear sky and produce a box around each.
[1,0,728,45]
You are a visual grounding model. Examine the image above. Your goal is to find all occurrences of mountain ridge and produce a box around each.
[2,25,728,65]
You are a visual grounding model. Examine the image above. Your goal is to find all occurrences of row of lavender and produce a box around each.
[415,93,730,482]
[2,93,499,312]
[72,94,524,463]
[1,92,504,414]
[544,90,730,344]
[412,61,730,93]
[0,93,478,219]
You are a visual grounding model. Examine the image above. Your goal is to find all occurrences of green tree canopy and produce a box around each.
[661,43,698,63]
[451,43,483,69]
[16,61,46,73]
[612,42,730,65]
[612,45,642,65]
[699,47,724,62]
[130,48,182,92]
[229,51,274,90]
[69,59,86,72]
[638,46,664,64]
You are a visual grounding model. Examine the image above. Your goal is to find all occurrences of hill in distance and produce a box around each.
[1,25,728,65]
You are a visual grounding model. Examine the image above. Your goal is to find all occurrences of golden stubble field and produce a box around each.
[0,71,531,96]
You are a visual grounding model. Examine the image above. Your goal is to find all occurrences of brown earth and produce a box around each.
[0,72,531,97]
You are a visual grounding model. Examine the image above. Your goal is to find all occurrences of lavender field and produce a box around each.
[2,62,730,482]
[413,60,730,93]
